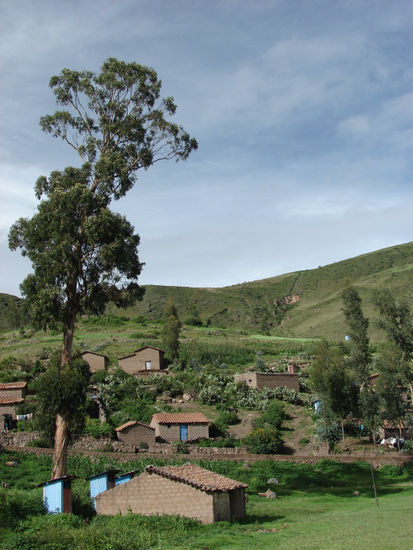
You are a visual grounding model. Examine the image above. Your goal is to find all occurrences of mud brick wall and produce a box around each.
[0,387,26,400]
[234,372,299,391]
[255,373,299,391]
[117,424,156,447]
[157,423,209,442]
[96,471,215,524]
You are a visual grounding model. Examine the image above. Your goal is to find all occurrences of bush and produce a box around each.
[82,418,112,440]
[0,488,45,530]
[138,441,149,450]
[244,427,283,454]
[173,440,189,454]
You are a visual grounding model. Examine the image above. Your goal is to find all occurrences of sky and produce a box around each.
[0,0,412,296]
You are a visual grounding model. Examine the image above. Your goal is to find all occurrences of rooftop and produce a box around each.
[151,412,209,424]
[115,420,154,432]
[0,382,27,390]
[145,464,247,493]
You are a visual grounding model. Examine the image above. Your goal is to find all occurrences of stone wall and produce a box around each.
[96,470,215,524]
[0,431,39,447]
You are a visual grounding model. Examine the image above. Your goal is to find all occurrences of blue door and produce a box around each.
[180,424,188,441]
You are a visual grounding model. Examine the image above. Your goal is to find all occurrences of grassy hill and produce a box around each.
[2,242,412,340]
[0,293,21,332]
[109,241,413,340]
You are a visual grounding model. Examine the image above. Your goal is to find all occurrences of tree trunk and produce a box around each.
[51,411,70,479]
[341,420,345,448]
[51,314,75,479]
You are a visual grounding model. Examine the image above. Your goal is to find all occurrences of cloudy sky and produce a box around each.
[1,0,412,296]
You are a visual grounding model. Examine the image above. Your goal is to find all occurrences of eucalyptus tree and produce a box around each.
[341,282,371,384]
[9,58,197,478]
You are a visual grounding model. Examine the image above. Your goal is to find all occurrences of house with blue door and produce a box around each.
[150,412,209,443]
[38,475,77,514]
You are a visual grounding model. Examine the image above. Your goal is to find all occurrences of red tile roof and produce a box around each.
[0,382,27,390]
[115,420,154,432]
[145,464,247,493]
[151,413,209,424]
[0,398,25,405]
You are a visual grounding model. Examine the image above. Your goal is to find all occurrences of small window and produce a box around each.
[145,361,151,371]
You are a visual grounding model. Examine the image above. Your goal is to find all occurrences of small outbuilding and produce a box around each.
[95,463,248,524]
[150,412,209,442]
[234,372,299,392]
[118,346,167,375]
[89,470,119,508]
[115,420,156,448]
[81,351,109,373]
[38,476,77,514]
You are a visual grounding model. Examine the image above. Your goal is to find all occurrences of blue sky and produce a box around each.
[1,0,412,295]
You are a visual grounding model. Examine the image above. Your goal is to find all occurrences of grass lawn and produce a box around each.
[165,488,413,549]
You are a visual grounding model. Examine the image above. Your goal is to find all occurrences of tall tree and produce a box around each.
[162,297,181,362]
[9,59,197,478]
[310,341,355,447]
[341,282,371,384]
[373,289,413,401]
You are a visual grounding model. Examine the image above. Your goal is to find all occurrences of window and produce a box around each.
[145,361,151,371]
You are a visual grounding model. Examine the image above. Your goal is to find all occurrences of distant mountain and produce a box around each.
[108,241,413,340]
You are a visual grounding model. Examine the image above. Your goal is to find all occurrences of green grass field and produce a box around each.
[1,452,412,550]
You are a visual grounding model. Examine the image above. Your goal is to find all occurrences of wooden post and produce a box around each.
[370,463,379,507]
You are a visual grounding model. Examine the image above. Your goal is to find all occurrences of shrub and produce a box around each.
[82,418,112,439]
[0,488,45,530]
[173,440,189,454]
[244,427,283,454]
[138,441,149,450]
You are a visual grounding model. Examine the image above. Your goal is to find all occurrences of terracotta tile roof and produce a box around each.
[0,382,27,390]
[0,398,25,405]
[115,420,154,432]
[145,464,247,493]
[151,413,209,424]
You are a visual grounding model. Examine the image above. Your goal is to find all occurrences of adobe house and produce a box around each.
[38,476,77,514]
[0,398,25,421]
[81,351,109,373]
[234,372,300,392]
[95,463,248,524]
[118,346,167,375]
[150,412,209,442]
[115,420,156,448]
[0,381,27,400]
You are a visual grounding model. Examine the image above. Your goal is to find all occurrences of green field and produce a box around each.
[1,452,412,550]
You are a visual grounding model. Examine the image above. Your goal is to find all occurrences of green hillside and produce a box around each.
[2,242,412,340]
[109,241,413,340]
[0,293,21,332]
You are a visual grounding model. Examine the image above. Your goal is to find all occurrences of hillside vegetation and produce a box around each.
[2,242,412,340]
[110,241,413,340]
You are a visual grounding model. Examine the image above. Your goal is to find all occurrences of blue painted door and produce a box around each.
[44,480,63,513]
[180,424,188,441]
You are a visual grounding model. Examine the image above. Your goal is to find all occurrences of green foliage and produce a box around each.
[35,352,90,446]
[373,289,413,362]
[162,298,181,361]
[342,282,371,383]
[0,489,45,530]
[255,399,286,430]
[255,349,266,372]
[173,440,189,454]
[244,426,283,454]
[316,421,342,451]
[82,418,113,439]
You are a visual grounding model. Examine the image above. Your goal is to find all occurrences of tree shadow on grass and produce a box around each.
[239,513,285,525]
